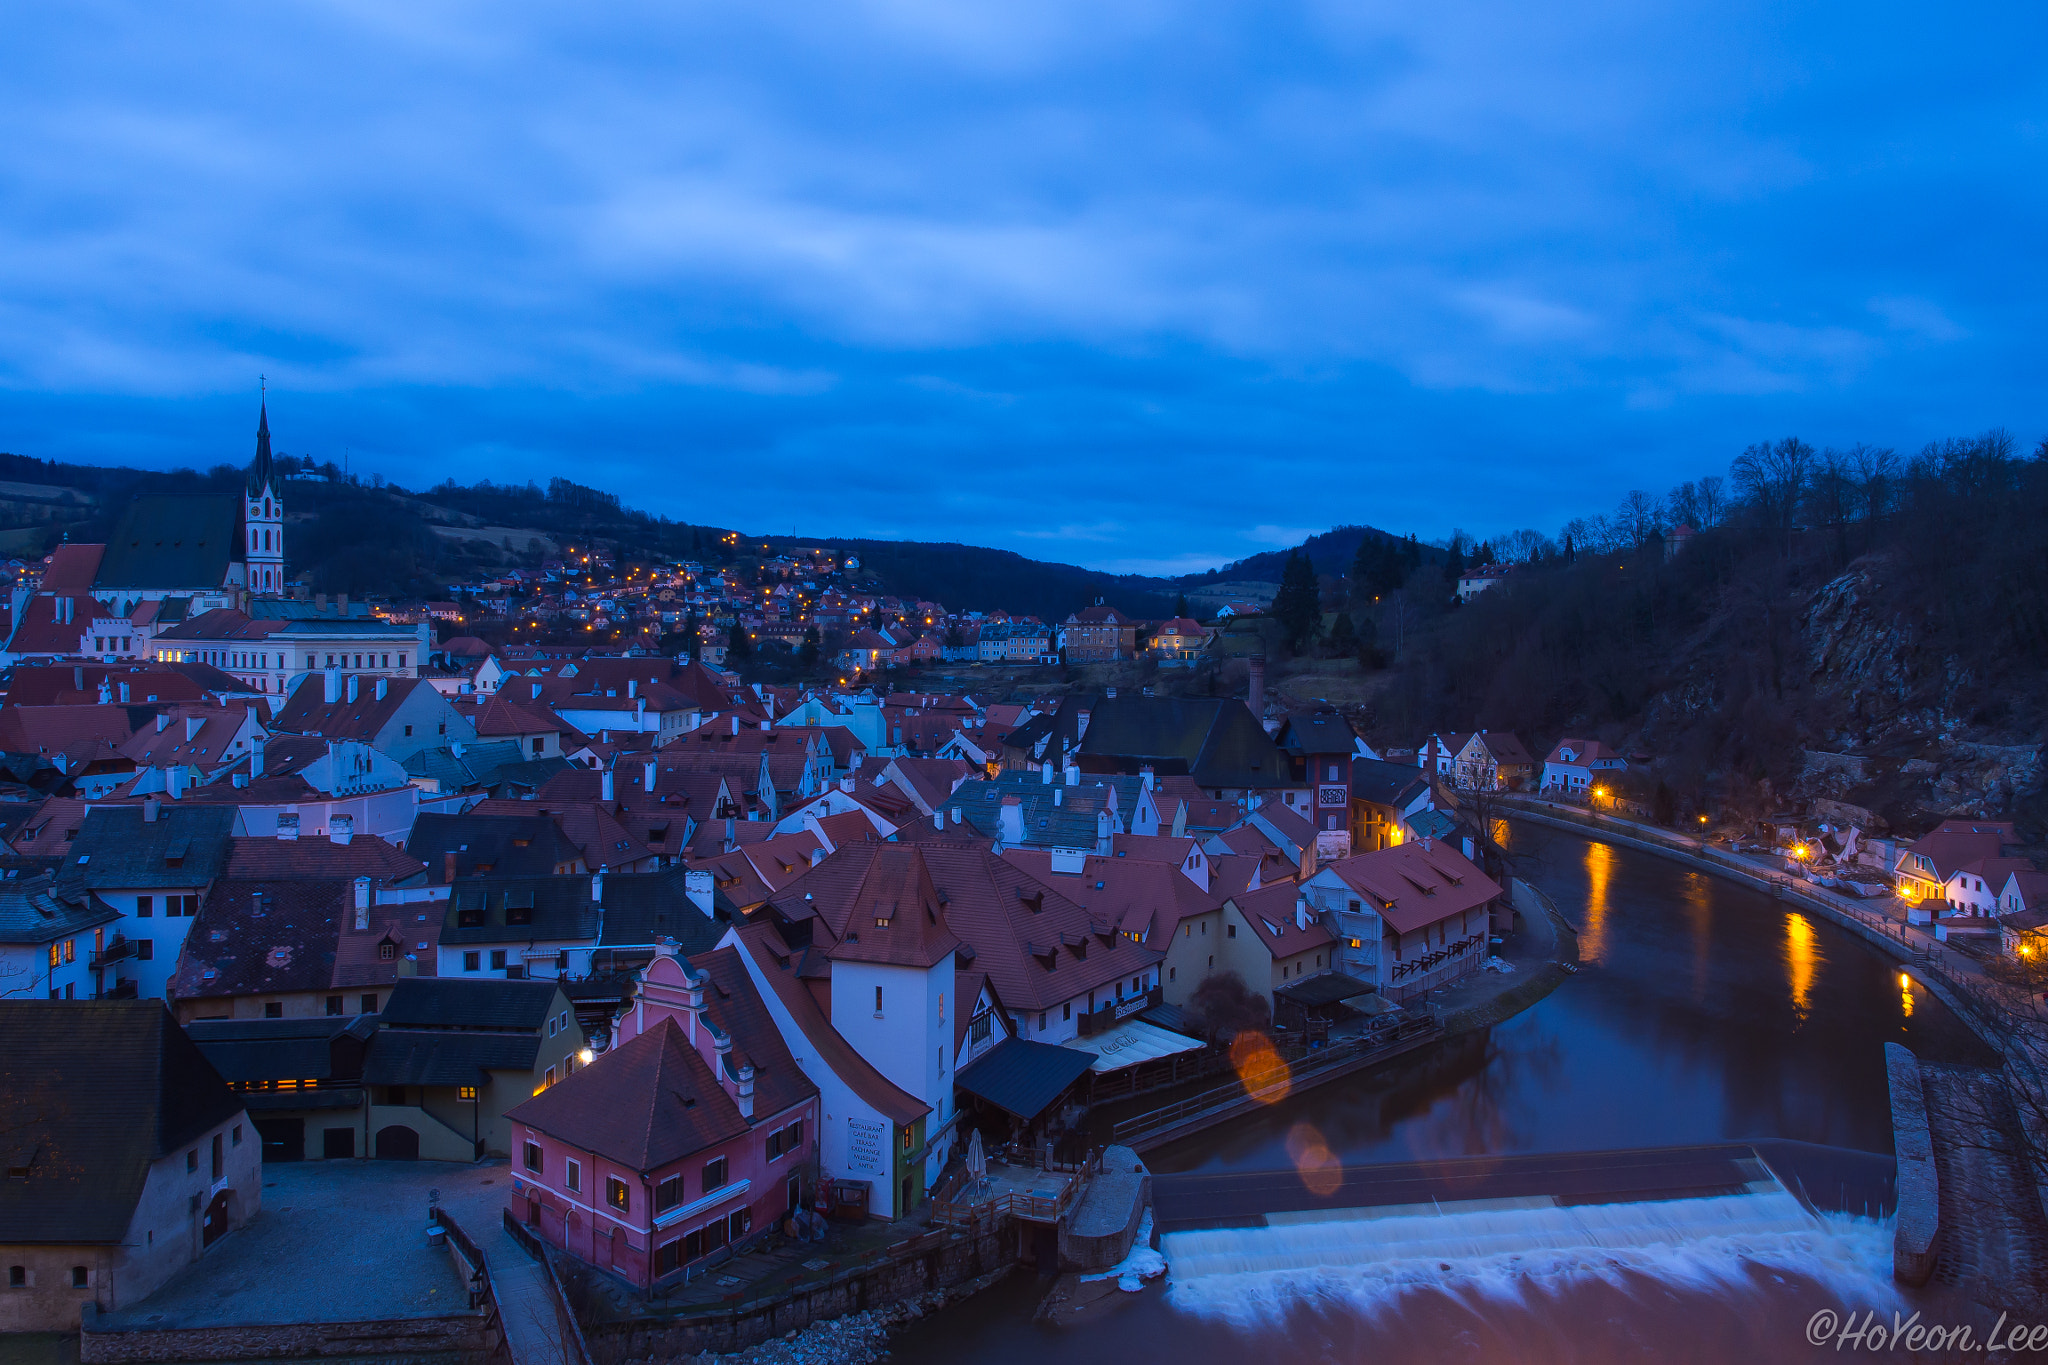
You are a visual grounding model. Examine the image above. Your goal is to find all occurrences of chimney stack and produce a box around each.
[591,869,604,903]
[323,668,341,703]
[250,738,265,779]
[443,850,458,882]
[155,712,169,733]
[118,681,130,704]
[186,715,203,741]
[1248,653,1266,721]
[346,674,359,704]
[354,877,371,930]
[374,677,388,701]
[600,768,614,802]
[165,766,186,800]
[644,760,657,792]
[329,814,354,845]
[96,678,111,705]
[737,1062,755,1120]
[997,795,1025,847]
[143,796,159,824]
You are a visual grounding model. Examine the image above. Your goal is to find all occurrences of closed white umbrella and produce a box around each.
[966,1127,987,1196]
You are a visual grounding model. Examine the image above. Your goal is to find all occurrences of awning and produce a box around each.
[955,1037,1097,1122]
[1274,971,1377,1008]
[1062,1019,1204,1073]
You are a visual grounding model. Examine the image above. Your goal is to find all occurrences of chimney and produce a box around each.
[73,665,84,691]
[998,795,1025,846]
[731,715,741,736]
[277,812,299,841]
[250,738,264,778]
[1295,895,1312,932]
[1140,765,1154,790]
[354,877,371,930]
[723,817,736,853]
[329,814,355,845]
[118,681,130,704]
[600,768,614,802]
[165,766,186,799]
[1248,653,1266,721]
[96,678,112,705]
[443,850,458,882]
[1041,766,1053,785]
[652,935,678,960]
[374,677,388,701]
[840,776,854,792]
[933,810,944,830]
[186,715,203,741]
[643,760,657,792]
[143,796,159,823]
[316,593,327,610]
[155,712,170,733]
[337,593,349,615]
[323,668,341,703]
[1065,763,1079,786]
[1420,833,1433,852]
[627,679,636,698]
[951,806,961,825]
[346,675,360,704]
[591,869,604,903]
[1053,786,1062,807]
[737,1062,756,1120]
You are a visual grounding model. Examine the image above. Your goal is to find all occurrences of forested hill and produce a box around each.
[0,450,1177,620]
[1182,524,1438,585]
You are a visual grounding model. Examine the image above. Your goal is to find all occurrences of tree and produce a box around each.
[1188,971,1271,1041]
[798,625,820,672]
[1354,612,1381,667]
[1731,436,1815,552]
[726,622,752,662]
[1327,611,1357,659]
[1270,550,1322,653]
[1173,593,1189,618]
[679,612,701,661]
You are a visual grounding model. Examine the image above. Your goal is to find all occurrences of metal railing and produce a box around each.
[1110,1018,1441,1146]
[89,937,136,970]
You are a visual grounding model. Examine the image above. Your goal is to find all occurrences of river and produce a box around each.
[888,821,2008,1364]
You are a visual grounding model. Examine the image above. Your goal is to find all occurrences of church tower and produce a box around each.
[244,402,284,595]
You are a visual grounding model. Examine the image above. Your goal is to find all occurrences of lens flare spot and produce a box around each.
[1229,1030,1291,1104]
[1284,1123,1342,1198]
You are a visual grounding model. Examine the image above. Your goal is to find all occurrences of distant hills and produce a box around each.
[1180,524,1437,585]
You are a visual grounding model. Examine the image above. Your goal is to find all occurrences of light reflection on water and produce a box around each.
[887,822,1998,1364]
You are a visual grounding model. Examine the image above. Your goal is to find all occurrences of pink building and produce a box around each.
[504,946,819,1289]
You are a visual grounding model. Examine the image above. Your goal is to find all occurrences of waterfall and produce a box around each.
[1162,1190,1898,1323]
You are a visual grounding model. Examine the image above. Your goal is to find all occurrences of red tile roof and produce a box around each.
[507,1016,749,1172]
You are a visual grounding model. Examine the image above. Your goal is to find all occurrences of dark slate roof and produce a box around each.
[1275,710,1359,756]
[505,1017,748,1172]
[363,1029,542,1086]
[440,876,601,946]
[595,867,731,954]
[53,804,236,896]
[0,1001,241,1244]
[406,812,579,883]
[939,776,1107,850]
[246,403,275,497]
[1350,758,1432,807]
[168,880,348,1002]
[95,494,244,590]
[0,871,116,945]
[186,1015,377,1084]
[1274,971,1376,1006]
[954,1036,1095,1121]
[1077,697,1288,789]
[379,976,559,1032]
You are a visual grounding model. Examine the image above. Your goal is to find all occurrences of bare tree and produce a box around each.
[1731,437,1815,551]
[1696,474,1727,527]
[1665,480,1704,531]
[1850,444,1899,526]
[1618,490,1662,548]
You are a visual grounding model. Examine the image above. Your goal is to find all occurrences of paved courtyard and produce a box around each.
[100,1160,510,1330]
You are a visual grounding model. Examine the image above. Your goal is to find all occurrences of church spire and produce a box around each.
[246,396,276,497]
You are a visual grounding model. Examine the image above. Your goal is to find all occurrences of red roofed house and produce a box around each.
[506,945,818,1288]
[1060,604,1140,662]
[1540,737,1628,795]
[1302,840,1502,1002]
[1893,820,2017,909]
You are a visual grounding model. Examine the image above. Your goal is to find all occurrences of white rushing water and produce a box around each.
[1161,1190,1900,1324]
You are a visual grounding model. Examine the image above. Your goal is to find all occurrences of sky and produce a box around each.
[1,1,2042,576]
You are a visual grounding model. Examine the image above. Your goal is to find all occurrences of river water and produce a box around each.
[889,821,2008,1364]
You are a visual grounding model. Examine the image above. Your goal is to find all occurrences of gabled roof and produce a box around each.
[730,921,929,1127]
[169,880,352,1002]
[1319,841,1501,935]
[0,1001,242,1243]
[53,803,236,895]
[0,871,115,946]
[807,843,963,969]
[96,494,244,589]
[221,833,425,882]
[594,867,730,953]
[440,875,601,946]
[1350,758,1432,808]
[1228,881,1334,958]
[271,676,447,744]
[507,1017,748,1172]
[1077,696,1288,789]
[380,976,560,1031]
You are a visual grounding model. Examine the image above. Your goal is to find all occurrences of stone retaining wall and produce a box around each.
[581,1221,1013,1360]
[80,1308,485,1365]
[1885,1043,1941,1286]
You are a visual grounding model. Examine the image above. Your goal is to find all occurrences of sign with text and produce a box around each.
[1318,785,1349,808]
[846,1116,888,1177]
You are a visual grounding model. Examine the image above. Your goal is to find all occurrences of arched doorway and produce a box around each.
[375,1125,420,1160]
[202,1190,237,1248]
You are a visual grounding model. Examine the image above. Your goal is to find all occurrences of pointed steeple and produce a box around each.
[246,399,275,498]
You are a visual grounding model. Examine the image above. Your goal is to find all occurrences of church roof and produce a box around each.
[96,494,244,591]
[246,402,277,498]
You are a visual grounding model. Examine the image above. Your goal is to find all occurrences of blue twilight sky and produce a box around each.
[0,1,2042,575]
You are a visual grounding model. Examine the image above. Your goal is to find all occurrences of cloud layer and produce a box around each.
[1,0,2041,571]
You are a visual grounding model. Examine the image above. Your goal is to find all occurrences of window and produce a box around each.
[1169,967,1176,981]
[523,1141,543,1174]
[72,1267,88,1288]
[901,1127,913,1152]
[1227,924,1237,938]
[361,994,378,1013]
[564,1159,580,1192]
[655,1173,683,1212]
[703,1156,728,1191]
[136,896,153,916]
[403,725,413,737]
[969,1013,991,1044]
[543,1065,557,1088]
[186,1150,198,1173]
[654,1239,683,1276]
[378,942,397,961]
[7,1266,22,1288]
[1062,1002,1071,1020]
[463,951,480,972]
[767,1120,805,1160]
[264,1002,283,1019]
[387,1086,409,1105]
[62,939,75,964]
[490,950,507,970]
[212,1133,223,1179]
[326,996,344,1016]
[606,1177,630,1212]
[874,986,883,1014]
[1037,1011,1046,1029]
[458,1085,477,1102]
[232,1124,242,1146]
